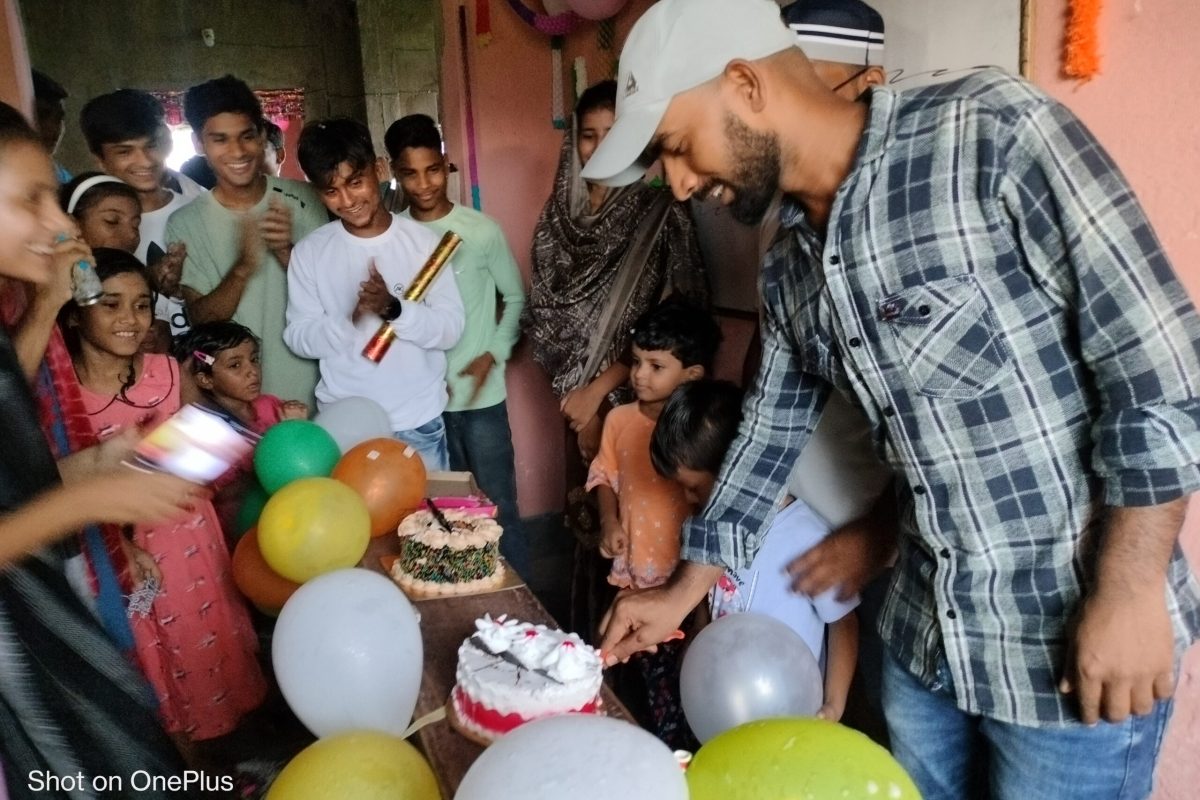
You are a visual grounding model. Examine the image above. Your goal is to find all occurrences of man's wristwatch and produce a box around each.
[383,296,403,321]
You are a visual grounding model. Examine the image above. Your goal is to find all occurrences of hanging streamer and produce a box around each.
[458,5,483,210]
[551,37,567,129]
[476,0,493,46]
[1063,0,1102,81]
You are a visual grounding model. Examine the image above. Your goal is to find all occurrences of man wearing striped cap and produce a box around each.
[782,0,886,100]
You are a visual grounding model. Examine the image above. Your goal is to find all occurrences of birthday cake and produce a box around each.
[449,614,604,744]
[390,509,505,597]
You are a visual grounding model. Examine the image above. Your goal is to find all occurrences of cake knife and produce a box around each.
[424,497,454,533]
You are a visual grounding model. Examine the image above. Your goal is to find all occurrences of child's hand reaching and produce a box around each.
[355,261,395,322]
[599,516,627,559]
[280,400,309,420]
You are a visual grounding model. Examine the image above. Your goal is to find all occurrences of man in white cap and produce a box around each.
[591,0,1200,796]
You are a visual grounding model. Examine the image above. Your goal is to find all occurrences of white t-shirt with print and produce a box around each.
[710,499,859,664]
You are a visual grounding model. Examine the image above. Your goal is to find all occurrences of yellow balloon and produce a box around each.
[687,718,921,800]
[267,731,441,800]
[258,478,371,583]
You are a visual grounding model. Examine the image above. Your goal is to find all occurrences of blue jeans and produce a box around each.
[394,416,449,472]
[443,401,527,579]
[882,650,1172,800]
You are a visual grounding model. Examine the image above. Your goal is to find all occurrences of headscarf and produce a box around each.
[523,127,709,398]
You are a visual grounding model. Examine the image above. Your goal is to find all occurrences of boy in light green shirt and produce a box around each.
[387,114,529,576]
[171,75,326,404]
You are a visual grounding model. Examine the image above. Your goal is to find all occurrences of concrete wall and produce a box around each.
[1028,5,1200,796]
[357,0,440,159]
[21,0,366,173]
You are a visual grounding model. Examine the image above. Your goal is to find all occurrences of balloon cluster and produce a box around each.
[674,613,920,798]
[265,569,430,798]
[230,396,426,613]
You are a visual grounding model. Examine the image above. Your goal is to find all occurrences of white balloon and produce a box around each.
[313,396,393,453]
[454,715,687,800]
[272,569,423,738]
[542,0,570,14]
[680,612,823,743]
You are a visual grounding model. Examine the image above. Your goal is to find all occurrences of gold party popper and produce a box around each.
[362,230,463,363]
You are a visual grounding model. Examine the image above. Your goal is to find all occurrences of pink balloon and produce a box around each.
[565,0,628,21]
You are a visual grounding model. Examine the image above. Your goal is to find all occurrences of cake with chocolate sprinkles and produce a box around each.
[390,509,505,596]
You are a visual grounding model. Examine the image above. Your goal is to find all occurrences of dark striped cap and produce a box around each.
[781,0,885,66]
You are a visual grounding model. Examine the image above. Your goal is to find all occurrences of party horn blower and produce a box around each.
[362,230,463,363]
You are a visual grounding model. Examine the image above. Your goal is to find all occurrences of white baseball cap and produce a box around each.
[580,0,797,187]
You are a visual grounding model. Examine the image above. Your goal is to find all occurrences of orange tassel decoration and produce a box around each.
[1064,0,1102,80]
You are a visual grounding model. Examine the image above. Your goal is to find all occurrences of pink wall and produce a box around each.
[439,0,658,517]
[1026,1,1200,795]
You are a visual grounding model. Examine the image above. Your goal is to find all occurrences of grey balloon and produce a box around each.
[680,612,823,743]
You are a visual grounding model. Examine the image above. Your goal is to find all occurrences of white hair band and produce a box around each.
[66,175,128,215]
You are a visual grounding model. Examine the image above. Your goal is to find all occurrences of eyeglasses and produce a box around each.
[830,66,872,95]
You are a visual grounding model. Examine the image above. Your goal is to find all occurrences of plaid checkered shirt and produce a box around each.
[683,70,1200,725]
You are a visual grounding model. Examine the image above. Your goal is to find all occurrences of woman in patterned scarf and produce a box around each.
[523,80,708,635]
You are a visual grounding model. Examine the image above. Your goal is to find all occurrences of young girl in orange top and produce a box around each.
[587,299,721,589]
[586,299,720,750]
[62,248,266,749]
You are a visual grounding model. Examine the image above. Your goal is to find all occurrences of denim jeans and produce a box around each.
[882,650,1173,800]
[443,401,527,579]
[394,416,449,472]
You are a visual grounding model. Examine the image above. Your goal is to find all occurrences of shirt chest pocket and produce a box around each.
[877,275,1013,400]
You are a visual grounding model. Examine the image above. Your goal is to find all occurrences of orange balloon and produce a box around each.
[331,438,428,537]
[232,528,301,615]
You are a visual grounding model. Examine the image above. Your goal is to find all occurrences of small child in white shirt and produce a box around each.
[651,379,859,721]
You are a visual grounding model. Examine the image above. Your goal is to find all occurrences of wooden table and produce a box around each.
[364,538,631,798]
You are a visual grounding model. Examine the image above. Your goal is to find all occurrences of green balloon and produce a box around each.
[254,420,342,494]
[234,480,271,537]
[686,718,921,800]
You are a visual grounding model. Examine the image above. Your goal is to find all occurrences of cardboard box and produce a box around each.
[424,470,484,499]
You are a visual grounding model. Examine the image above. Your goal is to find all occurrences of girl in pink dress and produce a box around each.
[62,249,266,749]
[176,321,308,538]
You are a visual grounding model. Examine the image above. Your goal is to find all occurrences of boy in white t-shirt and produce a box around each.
[284,118,464,470]
[651,379,859,721]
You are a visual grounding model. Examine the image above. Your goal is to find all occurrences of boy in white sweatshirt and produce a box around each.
[284,118,464,469]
